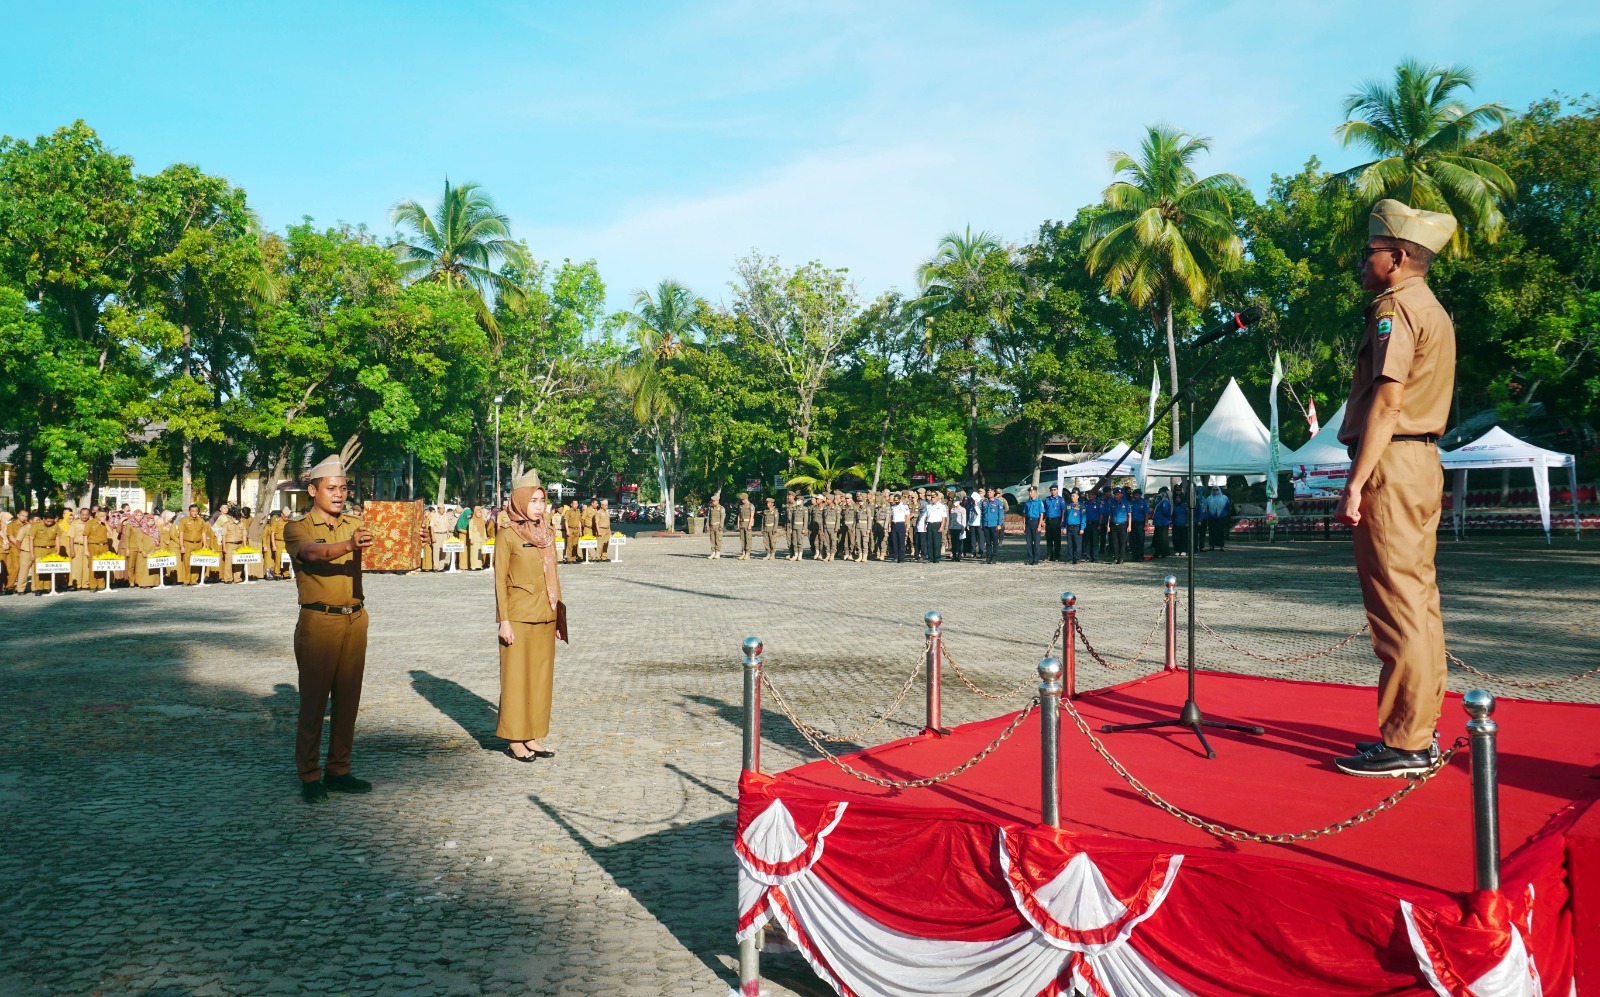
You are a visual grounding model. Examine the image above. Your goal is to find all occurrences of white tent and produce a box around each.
[1145,378,1271,477]
[1439,426,1581,543]
[1284,402,1350,467]
[1055,443,1141,491]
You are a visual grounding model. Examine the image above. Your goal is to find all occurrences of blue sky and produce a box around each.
[5,1,1598,309]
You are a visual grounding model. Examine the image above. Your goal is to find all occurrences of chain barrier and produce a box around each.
[1197,617,1371,663]
[1446,650,1600,690]
[1058,693,1466,843]
[943,640,1047,702]
[762,670,1036,789]
[1074,610,1163,672]
[766,641,929,744]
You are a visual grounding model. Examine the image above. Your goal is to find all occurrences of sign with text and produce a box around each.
[188,550,221,568]
[147,554,178,570]
[230,547,262,565]
[93,557,128,572]
[442,540,465,553]
[36,557,71,575]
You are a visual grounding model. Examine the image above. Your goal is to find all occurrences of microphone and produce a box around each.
[1190,307,1262,350]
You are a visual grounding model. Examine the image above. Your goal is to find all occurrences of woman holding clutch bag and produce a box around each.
[494,471,565,762]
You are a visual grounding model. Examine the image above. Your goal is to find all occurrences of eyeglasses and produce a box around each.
[1362,246,1400,259]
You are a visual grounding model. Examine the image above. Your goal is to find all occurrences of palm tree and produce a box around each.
[1083,126,1243,452]
[784,448,866,493]
[390,179,524,332]
[616,279,700,532]
[914,226,1020,482]
[1332,59,1514,253]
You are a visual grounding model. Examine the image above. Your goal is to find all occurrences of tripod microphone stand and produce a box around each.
[1090,327,1265,760]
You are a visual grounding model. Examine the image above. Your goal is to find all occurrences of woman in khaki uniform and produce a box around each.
[84,513,111,590]
[494,473,565,762]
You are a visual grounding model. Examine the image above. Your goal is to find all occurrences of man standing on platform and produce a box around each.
[284,454,376,805]
[1333,200,1458,779]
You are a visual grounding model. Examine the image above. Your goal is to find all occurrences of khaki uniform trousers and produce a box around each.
[497,620,556,741]
[293,607,369,783]
[708,527,722,555]
[762,527,778,558]
[596,530,611,561]
[1352,442,1446,753]
[15,549,35,593]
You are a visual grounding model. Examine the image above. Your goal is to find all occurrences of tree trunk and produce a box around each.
[871,409,892,491]
[436,471,447,506]
[966,356,982,485]
[1164,299,1181,455]
[655,436,674,531]
[180,324,194,509]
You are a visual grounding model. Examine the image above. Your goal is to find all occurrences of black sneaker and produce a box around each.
[323,773,372,794]
[1355,740,1439,762]
[1335,745,1434,778]
[301,781,329,804]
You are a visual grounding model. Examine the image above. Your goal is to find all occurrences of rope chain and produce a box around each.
[762,671,1036,789]
[1074,609,1163,672]
[768,640,929,744]
[943,640,1045,701]
[1197,616,1371,663]
[1058,693,1465,843]
[1446,650,1600,690]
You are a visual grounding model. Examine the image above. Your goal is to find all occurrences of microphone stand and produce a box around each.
[1089,334,1265,760]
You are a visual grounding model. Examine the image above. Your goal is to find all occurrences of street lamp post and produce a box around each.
[494,394,504,506]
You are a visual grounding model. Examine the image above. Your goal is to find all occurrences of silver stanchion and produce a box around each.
[1465,690,1501,891]
[1061,594,1076,700]
[739,635,764,995]
[1164,576,1178,671]
[1039,656,1063,828]
[923,611,948,735]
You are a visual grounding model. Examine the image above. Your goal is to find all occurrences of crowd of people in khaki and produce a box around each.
[0,494,621,595]
[0,502,278,593]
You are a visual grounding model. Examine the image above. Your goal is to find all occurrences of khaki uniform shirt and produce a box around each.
[494,532,561,625]
[595,510,611,533]
[283,510,365,607]
[181,517,207,552]
[1339,276,1455,447]
[737,502,755,529]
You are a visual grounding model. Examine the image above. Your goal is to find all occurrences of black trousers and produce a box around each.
[1154,523,1170,557]
[1111,523,1127,563]
[1084,522,1099,561]
[1067,529,1083,563]
[1209,518,1229,549]
[891,522,907,562]
[1025,518,1041,563]
[1131,521,1146,560]
[1175,523,1189,553]
[1045,517,1062,560]
[926,528,942,563]
[950,529,964,560]
[984,526,1000,562]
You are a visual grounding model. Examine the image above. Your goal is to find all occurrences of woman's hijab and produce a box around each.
[506,487,554,548]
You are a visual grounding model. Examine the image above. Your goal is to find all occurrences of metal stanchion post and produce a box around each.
[923,611,949,735]
[1061,593,1076,700]
[1039,656,1063,828]
[738,636,763,995]
[1465,690,1501,891]
[1164,575,1178,671]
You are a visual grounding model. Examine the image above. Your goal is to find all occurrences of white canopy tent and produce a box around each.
[1145,378,1271,478]
[1055,443,1141,491]
[1284,402,1350,468]
[1439,426,1581,544]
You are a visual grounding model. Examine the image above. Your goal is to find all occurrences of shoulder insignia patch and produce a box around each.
[1377,317,1393,341]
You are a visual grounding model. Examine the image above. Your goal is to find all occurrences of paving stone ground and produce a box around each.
[1,531,1596,996]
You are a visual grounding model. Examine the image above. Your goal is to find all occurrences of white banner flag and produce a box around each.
[1268,353,1283,513]
[1137,367,1159,491]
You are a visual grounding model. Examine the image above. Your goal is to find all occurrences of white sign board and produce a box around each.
[93,558,128,572]
[442,540,465,553]
[231,551,262,565]
[147,554,178,570]
[281,550,293,563]
[609,535,627,546]
[188,553,221,568]
[578,539,598,551]
[36,559,71,575]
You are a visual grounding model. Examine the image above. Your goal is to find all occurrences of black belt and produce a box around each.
[1391,435,1439,444]
[301,602,364,615]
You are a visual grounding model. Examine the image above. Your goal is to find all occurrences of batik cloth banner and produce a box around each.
[737,773,1570,997]
[361,500,424,572]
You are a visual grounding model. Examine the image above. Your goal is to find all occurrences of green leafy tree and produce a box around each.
[1332,59,1514,252]
[390,179,523,333]
[1084,125,1244,453]
[617,279,701,531]
[783,447,866,493]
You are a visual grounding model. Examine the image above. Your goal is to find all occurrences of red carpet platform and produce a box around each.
[737,670,1600,997]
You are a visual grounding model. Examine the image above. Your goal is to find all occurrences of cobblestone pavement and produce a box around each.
[2,533,1597,996]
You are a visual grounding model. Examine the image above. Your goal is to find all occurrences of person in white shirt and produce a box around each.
[889,494,910,562]
[923,495,948,563]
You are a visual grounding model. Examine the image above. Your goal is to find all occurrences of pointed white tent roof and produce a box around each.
[1055,442,1140,482]
[1146,379,1271,476]
[1440,426,1574,469]
[1284,402,1350,468]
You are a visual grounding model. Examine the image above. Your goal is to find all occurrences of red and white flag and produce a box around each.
[1306,398,1321,437]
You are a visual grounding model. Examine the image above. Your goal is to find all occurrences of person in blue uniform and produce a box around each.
[1022,487,1044,565]
[1173,488,1191,555]
[1151,487,1173,558]
[1043,484,1065,562]
[1109,488,1132,564]
[1129,489,1150,561]
[1064,489,1085,564]
[1083,489,1102,562]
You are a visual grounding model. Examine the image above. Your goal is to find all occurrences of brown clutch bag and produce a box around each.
[555,600,569,643]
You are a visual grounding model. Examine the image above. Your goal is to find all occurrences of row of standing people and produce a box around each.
[420,498,617,571]
[0,502,288,593]
[1015,482,1236,564]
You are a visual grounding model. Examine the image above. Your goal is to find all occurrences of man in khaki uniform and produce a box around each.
[706,496,725,559]
[85,512,112,590]
[561,500,583,564]
[284,454,375,805]
[1333,200,1458,779]
[262,511,284,579]
[9,509,33,593]
[735,493,755,560]
[817,495,838,561]
[24,511,55,593]
[68,510,90,590]
[0,511,13,592]
[852,493,870,563]
[786,494,807,561]
[595,499,612,562]
[580,501,598,550]
[217,504,246,583]
[760,497,780,560]
[179,505,206,584]
[429,505,454,571]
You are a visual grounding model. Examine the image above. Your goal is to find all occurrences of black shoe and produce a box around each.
[323,773,372,794]
[1355,739,1440,761]
[301,780,329,804]
[507,746,539,763]
[1335,744,1434,778]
